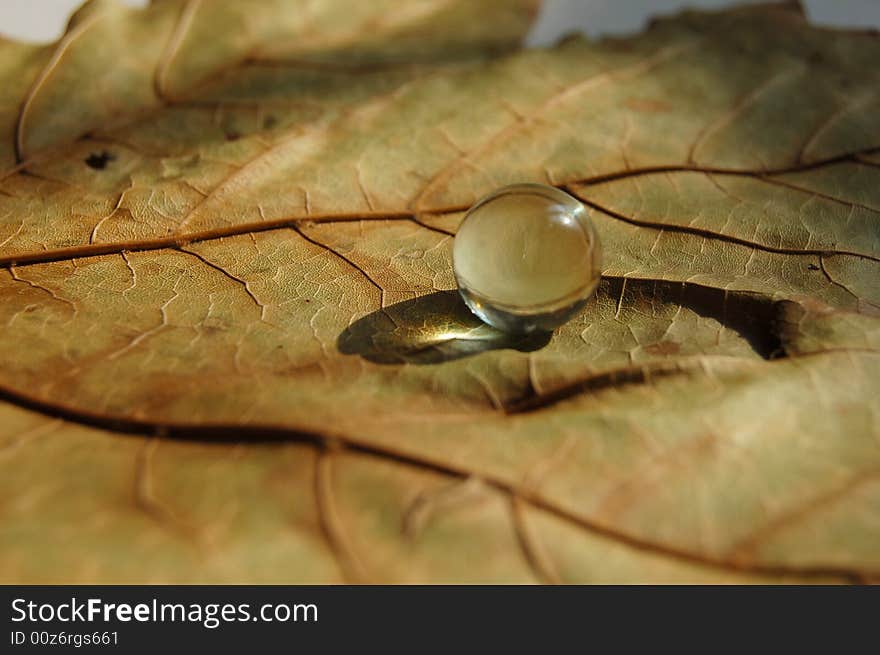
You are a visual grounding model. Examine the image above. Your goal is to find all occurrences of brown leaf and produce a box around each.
[0,0,878,583]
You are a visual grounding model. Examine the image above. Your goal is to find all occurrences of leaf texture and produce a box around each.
[0,0,878,583]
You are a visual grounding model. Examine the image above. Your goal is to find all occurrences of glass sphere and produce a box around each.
[453,183,602,334]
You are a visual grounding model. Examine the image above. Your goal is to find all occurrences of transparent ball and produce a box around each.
[453,183,602,334]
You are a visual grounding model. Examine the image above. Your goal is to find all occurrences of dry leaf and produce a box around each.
[0,0,878,583]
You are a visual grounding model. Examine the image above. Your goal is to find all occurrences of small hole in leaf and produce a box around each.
[85,151,115,170]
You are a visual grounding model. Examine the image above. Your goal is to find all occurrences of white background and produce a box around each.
[1,0,879,45]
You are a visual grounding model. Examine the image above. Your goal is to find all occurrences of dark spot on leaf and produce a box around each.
[263,115,277,129]
[225,130,241,141]
[808,263,820,271]
[85,151,115,170]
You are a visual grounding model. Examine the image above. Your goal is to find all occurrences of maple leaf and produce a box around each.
[0,0,878,583]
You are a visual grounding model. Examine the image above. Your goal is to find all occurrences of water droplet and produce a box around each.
[453,183,601,333]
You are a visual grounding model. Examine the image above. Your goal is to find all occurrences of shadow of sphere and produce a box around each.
[337,290,552,365]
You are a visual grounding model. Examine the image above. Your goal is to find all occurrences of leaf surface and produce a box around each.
[1,0,878,583]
